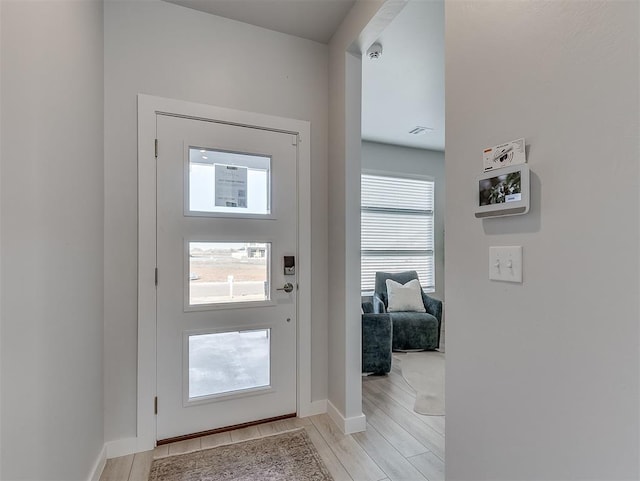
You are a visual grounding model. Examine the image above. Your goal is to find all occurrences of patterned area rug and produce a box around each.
[149,429,334,481]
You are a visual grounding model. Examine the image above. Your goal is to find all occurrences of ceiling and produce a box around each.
[162,0,444,151]
[164,0,356,44]
[361,0,445,151]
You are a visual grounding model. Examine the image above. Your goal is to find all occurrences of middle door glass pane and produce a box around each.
[189,242,270,306]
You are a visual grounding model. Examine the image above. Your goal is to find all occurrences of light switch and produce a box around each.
[489,246,523,283]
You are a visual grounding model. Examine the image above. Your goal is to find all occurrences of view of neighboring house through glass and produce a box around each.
[361,174,435,293]
[189,241,270,306]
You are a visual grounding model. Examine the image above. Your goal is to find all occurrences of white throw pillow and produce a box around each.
[386,279,426,313]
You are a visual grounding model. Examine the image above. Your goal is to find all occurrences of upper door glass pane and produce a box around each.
[188,147,271,215]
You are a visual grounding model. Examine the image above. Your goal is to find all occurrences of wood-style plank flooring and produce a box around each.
[100,357,444,481]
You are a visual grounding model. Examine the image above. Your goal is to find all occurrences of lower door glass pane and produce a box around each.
[188,329,271,400]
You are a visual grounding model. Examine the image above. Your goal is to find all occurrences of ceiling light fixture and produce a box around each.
[367,42,383,60]
[409,126,434,136]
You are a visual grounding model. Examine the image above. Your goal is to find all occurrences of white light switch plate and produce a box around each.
[489,246,523,283]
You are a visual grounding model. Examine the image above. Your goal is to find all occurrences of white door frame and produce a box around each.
[137,94,312,450]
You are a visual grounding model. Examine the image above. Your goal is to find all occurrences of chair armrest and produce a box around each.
[362,313,392,350]
[373,294,386,314]
[362,301,374,314]
[362,313,391,332]
[421,292,442,322]
[362,312,392,374]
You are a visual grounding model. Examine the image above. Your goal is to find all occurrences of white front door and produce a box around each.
[155,114,298,441]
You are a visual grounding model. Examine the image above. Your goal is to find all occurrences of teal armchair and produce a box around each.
[373,271,442,351]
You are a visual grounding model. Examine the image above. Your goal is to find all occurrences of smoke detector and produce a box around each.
[367,43,383,60]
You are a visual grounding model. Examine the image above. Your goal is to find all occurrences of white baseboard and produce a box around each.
[327,400,366,434]
[87,444,107,481]
[299,399,327,418]
[106,436,141,459]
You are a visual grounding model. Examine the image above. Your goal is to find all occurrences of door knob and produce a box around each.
[277,282,294,293]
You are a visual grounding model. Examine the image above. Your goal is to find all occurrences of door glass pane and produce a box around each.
[189,329,270,399]
[188,147,271,215]
[189,242,270,306]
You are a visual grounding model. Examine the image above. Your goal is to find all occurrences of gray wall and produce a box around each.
[361,141,445,302]
[446,1,639,479]
[0,1,105,479]
[104,0,329,443]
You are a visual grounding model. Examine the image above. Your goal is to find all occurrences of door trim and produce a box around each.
[137,94,312,450]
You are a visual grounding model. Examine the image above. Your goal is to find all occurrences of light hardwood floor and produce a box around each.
[100,359,444,481]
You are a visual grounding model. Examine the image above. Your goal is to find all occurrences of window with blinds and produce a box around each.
[361,174,435,293]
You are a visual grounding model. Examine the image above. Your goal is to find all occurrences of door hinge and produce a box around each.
[292,134,298,146]
[154,396,158,415]
[154,138,158,159]
[155,267,158,286]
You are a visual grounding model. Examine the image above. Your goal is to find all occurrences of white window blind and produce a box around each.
[361,174,435,292]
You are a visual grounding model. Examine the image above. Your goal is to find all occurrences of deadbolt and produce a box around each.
[277,282,294,293]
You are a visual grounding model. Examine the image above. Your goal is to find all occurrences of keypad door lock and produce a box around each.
[284,256,295,275]
[277,282,294,293]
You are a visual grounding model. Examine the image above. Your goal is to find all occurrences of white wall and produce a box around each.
[446,2,639,479]
[327,0,389,428]
[327,0,412,430]
[104,0,329,443]
[0,2,4,472]
[0,1,105,479]
[361,141,445,302]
